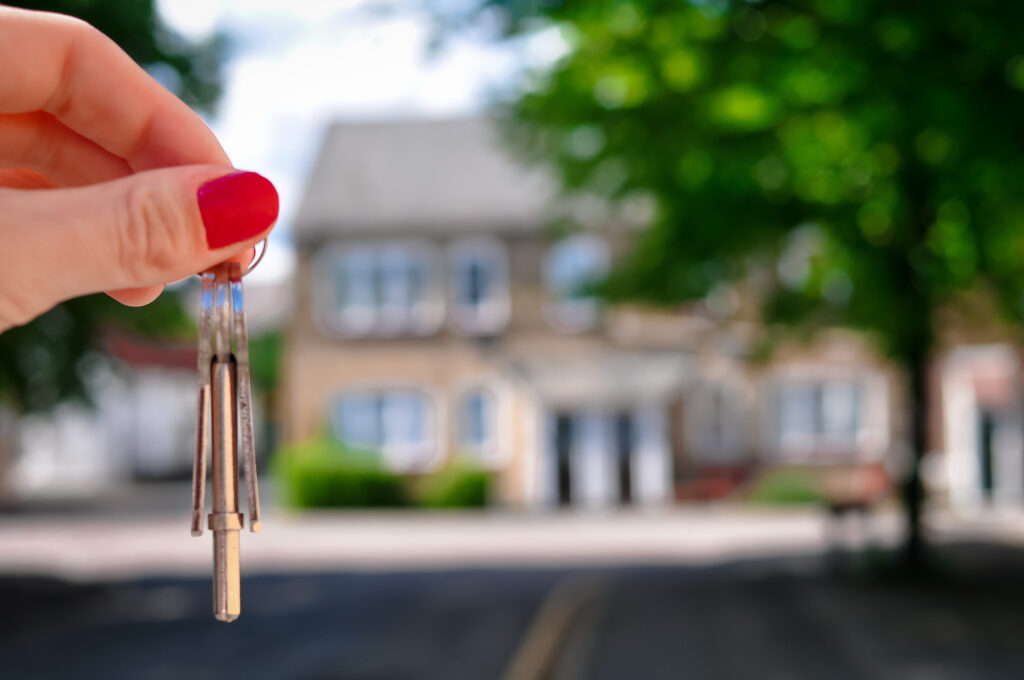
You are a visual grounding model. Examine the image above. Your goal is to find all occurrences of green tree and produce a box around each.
[486,0,1024,568]
[1,0,224,413]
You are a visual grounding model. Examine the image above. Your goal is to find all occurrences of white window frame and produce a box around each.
[330,386,440,472]
[314,240,443,338]
[448,238,510,335]
[685,379,751,463]
[770,373,870,461]
[544,234,610,333]
[454,382,506,467]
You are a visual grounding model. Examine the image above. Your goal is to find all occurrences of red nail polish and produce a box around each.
[197,171,279,249]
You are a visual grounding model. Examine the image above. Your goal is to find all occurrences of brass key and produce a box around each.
[191,261,261,622]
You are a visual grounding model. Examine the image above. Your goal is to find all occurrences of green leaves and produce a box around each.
[0,292,192,413]
[488,0,1024,360]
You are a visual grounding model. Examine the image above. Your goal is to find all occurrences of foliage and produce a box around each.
[745,468,824,506]
[0,292,192,412]
[248,331,281,394]
[272,435,410,509]
[481,0,1024,565]
[415,461,492,509]
[1,1,225,412]
[486,0,1024,358]
[272,436,494,510]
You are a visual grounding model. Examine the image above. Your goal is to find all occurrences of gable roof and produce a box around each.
[293,117,555,240]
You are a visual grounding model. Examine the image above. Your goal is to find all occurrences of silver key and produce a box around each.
[191,262,262,623]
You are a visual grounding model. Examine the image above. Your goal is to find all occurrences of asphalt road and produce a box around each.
[5,546,1024,680]
[0,569,552,680]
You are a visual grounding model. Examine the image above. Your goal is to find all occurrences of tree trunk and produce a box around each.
[901,346,930,571]
[0,405,19,507]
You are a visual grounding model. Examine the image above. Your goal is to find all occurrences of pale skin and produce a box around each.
[0,7,271,332]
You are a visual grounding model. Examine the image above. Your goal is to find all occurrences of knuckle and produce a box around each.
[116,185,191,282]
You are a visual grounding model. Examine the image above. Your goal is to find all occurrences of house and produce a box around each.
[284,117,897,510]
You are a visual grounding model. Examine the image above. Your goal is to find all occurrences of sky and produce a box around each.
[156,0,565,285]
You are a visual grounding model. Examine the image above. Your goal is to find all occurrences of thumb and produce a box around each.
[0,166,278,329]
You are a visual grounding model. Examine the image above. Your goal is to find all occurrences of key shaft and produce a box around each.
[210,357,242,622]
[190,273,215,537]
[230,263,262,533]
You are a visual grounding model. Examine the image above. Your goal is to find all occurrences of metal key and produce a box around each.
[191,262,261,623]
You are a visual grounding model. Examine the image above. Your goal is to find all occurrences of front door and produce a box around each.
[615,412,633,505]
[978,409,996,502]
[554,412,574,506]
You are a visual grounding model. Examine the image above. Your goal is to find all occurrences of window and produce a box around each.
[449,239,510,334]
[544,234,610,331]
[317,242,441,337]
[776,379,862,458]
[457,387,499,461]
[332,388,436,470]
[687,381,748,462]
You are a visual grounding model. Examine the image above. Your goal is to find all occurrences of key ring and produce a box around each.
[242,238,269,278]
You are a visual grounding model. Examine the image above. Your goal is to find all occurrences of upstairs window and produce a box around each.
[776,379,863,458]
[457,386,500,463]
[332,388,436,471]
[449,239,510,334]
[544,234,610,332]
[317,242,441,337]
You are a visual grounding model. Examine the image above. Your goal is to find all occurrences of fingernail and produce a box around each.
[197,171,279,249]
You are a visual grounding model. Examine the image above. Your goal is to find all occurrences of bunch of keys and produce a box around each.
[191,259,262,622]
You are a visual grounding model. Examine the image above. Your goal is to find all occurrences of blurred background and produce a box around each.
[5,0,1024,678]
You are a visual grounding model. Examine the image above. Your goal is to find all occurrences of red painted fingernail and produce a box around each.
[197,171,279,249]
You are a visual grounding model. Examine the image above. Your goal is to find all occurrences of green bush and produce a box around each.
[417,461,492,509]
[745,468,825,506]
[272,436,408,509]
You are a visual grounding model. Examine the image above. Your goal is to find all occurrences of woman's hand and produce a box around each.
[0,7,278,332]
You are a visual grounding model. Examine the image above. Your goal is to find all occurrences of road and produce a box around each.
[5,546,1024,680]
[4,506,1024,678]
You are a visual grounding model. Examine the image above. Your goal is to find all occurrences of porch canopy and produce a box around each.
[512,352,689,408]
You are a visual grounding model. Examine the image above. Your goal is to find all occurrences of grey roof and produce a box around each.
[294,117,556,240]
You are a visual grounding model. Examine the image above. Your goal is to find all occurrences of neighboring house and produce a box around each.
[284,117,897,510]
[6,277,283,502]
[10,333,198,498]
[937,344,1024,511]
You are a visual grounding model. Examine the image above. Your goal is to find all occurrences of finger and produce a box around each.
[0,167,278,330]
[0,112,131,186]
[0,7,229,171]
[106,285,166,307]
[105,247,257,308]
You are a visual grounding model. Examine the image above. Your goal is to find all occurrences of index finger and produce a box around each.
[0,7,230,171]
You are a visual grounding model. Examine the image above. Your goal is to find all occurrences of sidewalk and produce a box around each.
[5,496,1024,580]
[0,504,904,579]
